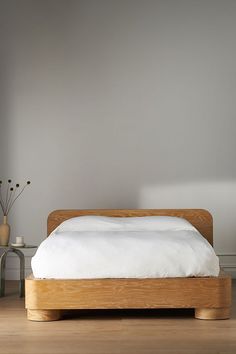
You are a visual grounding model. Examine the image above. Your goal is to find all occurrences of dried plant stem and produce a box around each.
[0,186,6,214]
[6,184,28,215]
[5,184,9,212]
[5,189,15,216]
[0,198,5,215]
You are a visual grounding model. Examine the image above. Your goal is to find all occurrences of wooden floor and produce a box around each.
[0,281,235,354]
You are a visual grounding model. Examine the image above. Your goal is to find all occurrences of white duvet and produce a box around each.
[32,216,220,279]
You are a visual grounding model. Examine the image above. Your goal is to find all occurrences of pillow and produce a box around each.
[53,215,196,234]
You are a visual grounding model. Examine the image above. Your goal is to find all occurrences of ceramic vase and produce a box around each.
[0,215,10,246]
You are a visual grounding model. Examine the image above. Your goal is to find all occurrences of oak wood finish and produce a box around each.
[3,281,236,354]
[47,209,213,245]
[25,209,231,321]
[27,309,61,321]
[26,272,231,309]
[195,307,230,320]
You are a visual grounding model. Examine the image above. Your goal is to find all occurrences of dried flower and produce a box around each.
[0,179,31,216]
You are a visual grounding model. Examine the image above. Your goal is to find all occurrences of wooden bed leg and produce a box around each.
[27,309,61,321]
[195,307,230,320]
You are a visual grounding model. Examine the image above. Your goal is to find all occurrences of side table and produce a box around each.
[0,245,37,297]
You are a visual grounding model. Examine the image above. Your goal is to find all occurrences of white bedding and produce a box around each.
[32,216,220,279]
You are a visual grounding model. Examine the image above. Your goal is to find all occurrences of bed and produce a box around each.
[25,209,231,321]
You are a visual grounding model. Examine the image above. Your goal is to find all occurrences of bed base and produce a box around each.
[25,271,231,321]
[25,209,231,321]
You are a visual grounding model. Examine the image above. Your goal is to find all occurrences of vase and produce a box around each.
[0,215,10,246]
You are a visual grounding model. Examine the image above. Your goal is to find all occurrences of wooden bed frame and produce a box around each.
[25,209,231,321]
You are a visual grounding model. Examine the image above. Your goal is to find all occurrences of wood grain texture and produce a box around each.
[27,309,61,321]
[3,281,236,354]
[195,307,230,320]
[47,209,213,245]
[25,271,231,315]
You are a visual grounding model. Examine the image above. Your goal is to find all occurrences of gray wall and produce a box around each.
[0,0,236,278]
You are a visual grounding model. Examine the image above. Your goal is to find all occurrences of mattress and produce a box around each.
[32,216,220,279]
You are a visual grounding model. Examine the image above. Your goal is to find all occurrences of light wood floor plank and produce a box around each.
[0,280,235,354]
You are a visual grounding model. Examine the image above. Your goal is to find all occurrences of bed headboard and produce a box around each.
[47,209,213,245]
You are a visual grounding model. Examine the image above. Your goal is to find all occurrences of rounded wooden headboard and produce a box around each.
[47,209,213,245]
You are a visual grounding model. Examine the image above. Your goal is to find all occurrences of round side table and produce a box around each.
[0,245,37,297]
